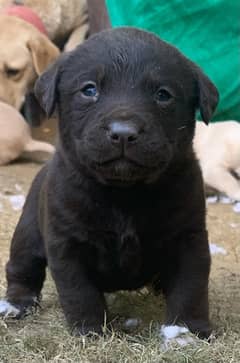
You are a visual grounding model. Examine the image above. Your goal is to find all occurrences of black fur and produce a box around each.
[4,28,218,337]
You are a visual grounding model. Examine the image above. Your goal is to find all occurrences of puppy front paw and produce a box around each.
[160,324,195,346]
[160,319,212,347]
[184,319,212,339]
[0,295,40,319]
[0,299,21,318]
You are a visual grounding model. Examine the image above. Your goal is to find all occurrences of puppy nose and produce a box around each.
[107,121,139,144]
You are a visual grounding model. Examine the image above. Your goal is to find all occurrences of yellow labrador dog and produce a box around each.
[0,0,108,165]
[0,14,60,109]
[194,120,240,200]
[0,11,59,164]
[0,10,59,164]
[0,0,88,110]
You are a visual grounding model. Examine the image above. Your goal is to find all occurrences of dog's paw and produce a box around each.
[160,324,195,347]
[0,300,21,318]
[0,296,40,319]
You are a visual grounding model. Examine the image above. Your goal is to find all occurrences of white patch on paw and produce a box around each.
[0,300,20,317]
[160,325,194,347]
[161,325,189,339]
[209,243,227,255]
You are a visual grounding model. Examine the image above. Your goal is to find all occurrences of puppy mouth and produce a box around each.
[91,157,167,186]
[98,156,153,169]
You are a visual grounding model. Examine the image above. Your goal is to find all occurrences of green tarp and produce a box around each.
[106,0,240,121]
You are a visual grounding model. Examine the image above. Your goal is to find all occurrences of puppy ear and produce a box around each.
[195,67,219,124]
[27,34,60,76]
[23,91,47,126]
[34,57,61,117]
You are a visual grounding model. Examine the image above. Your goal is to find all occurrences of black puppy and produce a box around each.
[0,28,218,338]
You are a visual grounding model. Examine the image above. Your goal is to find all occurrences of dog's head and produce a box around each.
[0,16,59,110]
[35,27,218,186]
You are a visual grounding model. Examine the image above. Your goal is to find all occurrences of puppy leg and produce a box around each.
[2,224,46,318]
[162,231,211,339]
[0,170,47,317]
[24,139,55,154]
[203,166,240,201]
[48,249,106,335]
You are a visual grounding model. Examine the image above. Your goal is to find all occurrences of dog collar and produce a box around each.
[2,5,48,36]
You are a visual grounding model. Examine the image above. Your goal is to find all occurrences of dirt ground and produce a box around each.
[0,161,240,363]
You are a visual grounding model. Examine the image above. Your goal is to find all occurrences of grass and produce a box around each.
[0,284,239,363]
[0,162,240,362]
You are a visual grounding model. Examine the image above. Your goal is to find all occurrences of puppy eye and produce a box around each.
[5,67,21,79]
[81,82,98,98]
[155,88,172,102]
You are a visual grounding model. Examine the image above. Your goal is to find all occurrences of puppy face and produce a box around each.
[35,28,218,186]
[0,16,59,109]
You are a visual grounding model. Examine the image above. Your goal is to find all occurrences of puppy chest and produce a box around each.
[85,229,156,290]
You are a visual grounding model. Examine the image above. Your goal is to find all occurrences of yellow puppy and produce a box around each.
[194,120,240,200]
[0,14,60,110]
[0,101,54,165]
